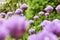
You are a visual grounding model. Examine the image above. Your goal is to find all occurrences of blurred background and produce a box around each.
[0,0,60,40]
[0,0,60,20]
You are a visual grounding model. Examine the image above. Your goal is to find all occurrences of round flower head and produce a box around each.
[5,15,29,39]
[28,34,38,40]
[1,12,6,18]
[29,28,35,35]
[20,3,28,10]
[0,18,6,26]
[29,20,34,25]
[15,9,23,15]
[45,13,49,18]
[37,30,58,40]
[7,12,13,17]
[34,16,39,21]
[40,20,51,27]
[44,5,53,12]
[56,5,60,12]
[39,11,44,16]
[0,26,9,40]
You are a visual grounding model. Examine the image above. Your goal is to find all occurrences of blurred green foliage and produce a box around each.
[0,0,60,30]
[0,0,60,40]
[0,0,60,32]
[25,0,60,19]
[0,0,60,14]
[0,0,21,13]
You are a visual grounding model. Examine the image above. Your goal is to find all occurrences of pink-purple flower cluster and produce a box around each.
[0,3,60,40]
[28,30,58,40]
[0,3,29,40]
[28,19,60,40]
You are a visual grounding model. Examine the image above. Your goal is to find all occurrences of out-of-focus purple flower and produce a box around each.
[0,18,6,26]
[29,28,35,35]
[5,15,29,39]
[15,9,23,15]
[0,13,6,18]
[52,19,60,24]
[56,5,60,12]
[20,14,24,16]
[37,30,58,40]
[0,27,9,40]
[39,11,44,16]
[34,16,39,21]
[45,13,49,18]
[28,34,38,40]
[44,5,53,12]
[7,12,13,17]
[29,20,34,25]
[40,20,51,27]
[44,20,60,36]
[20,3,28,10]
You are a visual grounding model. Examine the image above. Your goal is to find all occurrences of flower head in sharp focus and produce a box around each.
[5,15,29,39]
[56,5,60,12]
[44,19,60,37]
[0,12,6,18]
[39,11,44,16]
[33,16,39,21]
[29,28,35,35]
[44,5,53,12]
[20,3,28,10]
[40,20,51,27]
[15,9,23,15]
[37,30,58,40]
[7,12,13,17]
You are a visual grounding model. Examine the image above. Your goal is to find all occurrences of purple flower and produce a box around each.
[0,18,6,26]
[29,20,34,25]
[44,20,60,36]
[0,27,9,40]
[15,9,23,15]
[44,5,53,12]
[20,4,28,10]
[1,13,6,18]
[20,14,24,16]
[29,28,35,35]
[5,15,29,39]
[37,30,58,40]
[45,13,49,18]
[7,12,13,17]
[52,19,60,24]
[28,30,58,40]
[28,34,37,40]
[34,16,39,21]
[39,11,44,16]
[56,5,60,12]
[40,20,51,27]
